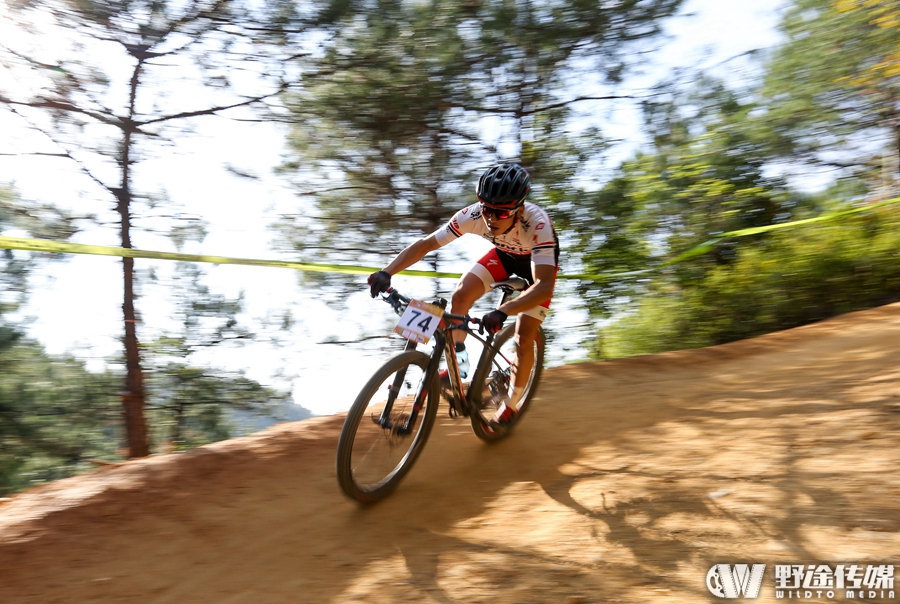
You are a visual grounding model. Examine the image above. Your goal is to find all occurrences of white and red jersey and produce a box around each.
[431,202,559,267]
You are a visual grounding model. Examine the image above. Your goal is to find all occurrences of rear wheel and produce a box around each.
[468,323,544,442]
[336,350,440,503]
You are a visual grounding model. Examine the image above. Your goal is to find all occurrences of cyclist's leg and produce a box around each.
[450,248,508,346]
[508,303,549,409]
[448,274,485,346]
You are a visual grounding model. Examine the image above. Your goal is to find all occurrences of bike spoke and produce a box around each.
[343,357,433,494]
[469,324,544,441]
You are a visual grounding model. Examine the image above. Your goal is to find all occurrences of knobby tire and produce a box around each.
[468,323,545,442]
[336,350,440,503]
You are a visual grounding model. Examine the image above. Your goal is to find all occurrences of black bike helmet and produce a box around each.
[476,163,531,207]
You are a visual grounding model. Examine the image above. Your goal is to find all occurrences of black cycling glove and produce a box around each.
[367,270,392,298]
[481,310,508,334]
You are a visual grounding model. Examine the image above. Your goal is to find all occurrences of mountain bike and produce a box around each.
[336,278,545,504]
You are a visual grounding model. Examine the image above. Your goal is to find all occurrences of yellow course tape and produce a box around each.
[1,197,897,282]
[0,236,462,279]
[558,196,900,281]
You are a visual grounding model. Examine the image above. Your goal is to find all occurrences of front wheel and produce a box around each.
[468,323,544,442]
[336,350,440,503]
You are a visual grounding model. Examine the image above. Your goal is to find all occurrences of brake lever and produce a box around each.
[380,288,408,315]
[470,316,484,335]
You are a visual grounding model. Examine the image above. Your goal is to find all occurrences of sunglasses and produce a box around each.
[480,203,517,220]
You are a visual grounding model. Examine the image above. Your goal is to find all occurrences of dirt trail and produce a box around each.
[2,303,900,604]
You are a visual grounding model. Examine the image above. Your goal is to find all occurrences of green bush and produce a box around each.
[0,343,123,496]
[599,207,900,358]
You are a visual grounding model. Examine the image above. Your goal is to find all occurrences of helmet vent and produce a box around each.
[476,163,531,206]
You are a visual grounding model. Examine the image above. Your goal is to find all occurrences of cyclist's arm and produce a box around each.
[497,263,556,317]
[381,234,442,276]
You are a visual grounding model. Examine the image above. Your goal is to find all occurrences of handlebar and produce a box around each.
[380,287,482,330]
[381,288,410,314]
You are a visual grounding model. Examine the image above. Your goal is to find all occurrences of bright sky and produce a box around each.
[0,0,788,417]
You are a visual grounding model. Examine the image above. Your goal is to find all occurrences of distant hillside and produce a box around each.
[229,400,314,433]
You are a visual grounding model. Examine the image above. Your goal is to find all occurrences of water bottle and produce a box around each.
[455,343,470,379]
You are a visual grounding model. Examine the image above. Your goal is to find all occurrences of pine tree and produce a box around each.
[0,0,353,456]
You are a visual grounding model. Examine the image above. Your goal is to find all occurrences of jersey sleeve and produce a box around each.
[431,203,480,247]
[529,213,559,267]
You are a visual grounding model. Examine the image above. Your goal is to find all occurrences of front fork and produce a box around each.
[377,336,442,434]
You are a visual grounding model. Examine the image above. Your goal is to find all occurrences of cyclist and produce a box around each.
[366,162,559,424]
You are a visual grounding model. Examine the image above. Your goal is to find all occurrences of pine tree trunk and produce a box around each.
[116,188,148,458]
[118,61,149,458]
[121,253,148,458]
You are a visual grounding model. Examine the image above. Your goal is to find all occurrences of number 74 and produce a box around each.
[406,309,433,332]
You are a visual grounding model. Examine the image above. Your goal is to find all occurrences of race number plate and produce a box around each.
[394,299,443,344]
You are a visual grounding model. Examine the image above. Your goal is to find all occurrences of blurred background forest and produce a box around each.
[1,0,898,495]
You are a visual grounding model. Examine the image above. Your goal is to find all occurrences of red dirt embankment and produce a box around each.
[2,303,900,603]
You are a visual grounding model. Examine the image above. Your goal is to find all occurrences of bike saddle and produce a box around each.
[490,277,529,292]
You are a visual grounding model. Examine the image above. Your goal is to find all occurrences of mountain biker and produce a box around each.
[366,162,559,425]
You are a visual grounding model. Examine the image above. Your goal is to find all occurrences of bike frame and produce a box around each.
[376,283,524,434]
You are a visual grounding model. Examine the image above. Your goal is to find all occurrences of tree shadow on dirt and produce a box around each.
[3,308,900,603]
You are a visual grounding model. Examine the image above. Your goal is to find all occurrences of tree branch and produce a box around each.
[458,93,652,117]
[318,335,395,345]
[282,185,379,196]
[0,152,68,158]
[0,94,121,127]
[137,84,288,126]
[2,105,115,196]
